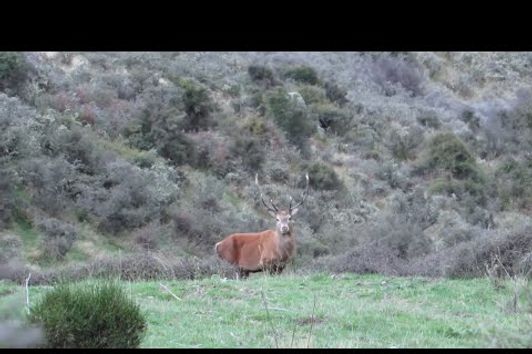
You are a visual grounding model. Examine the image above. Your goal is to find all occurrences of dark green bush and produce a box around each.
[126,87,197,166]
[248,65,275,86]
[306,162,342,191]
[495,158,532,211]
[425,133,479,179]
[181,80,215,132]
[298,85,327,105]
[265,88,314,151]
[28,281,147,348]
[323,81,348,106]
[0,167,21,228]
[419,132,487,204]
[283,66,320,85]
[230,135,265,172]
[0,52,30,94]
[313,104,353,135]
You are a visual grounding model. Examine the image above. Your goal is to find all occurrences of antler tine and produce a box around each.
[289,173,310,212]
[255,173,277,214]
[270,198,279,212]
[289,195,293,211]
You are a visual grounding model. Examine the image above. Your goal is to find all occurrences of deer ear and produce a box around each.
[290,207,299,216]
[268,210,277,218]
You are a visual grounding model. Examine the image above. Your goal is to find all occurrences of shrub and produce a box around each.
[313,103,353,135]
[309,242,408,276]
[132,221,163,251]
[19,157,78,216]
[0,235,22,264]
[25,252,235,284]
[375,160,409,190]
[37,217,78,261]
[424,133,479,179]
[385,125,424,161]
[28,281,147,348]
[417,112,441,129]
[323,81,348,106]
[429,177,487,206]
[306,162,342,191]
[495,157,532,211]
[459,109,480,132]
[283,66,320,85]
[0,94,41,161]
[181,80,216,132]
[248,65,275,86]
[412,222,532,278]
[0,167,21,228]
[297,85,326,105]
[230,135,265,172]
[0,52,30,94]
[265,88,314,151]
[125,85,201,166]
[75,160,177,234]
[478,90,532,158]
[371,54,424,96]
[43,125,105,176]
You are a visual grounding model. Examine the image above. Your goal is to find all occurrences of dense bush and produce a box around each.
[230,135,265,172]
[0,52,30,94]
[77,160,177,234]
[283,65,320,85]
[417,112,442,129]
[385,125,424,161]
[323,81,348,106]
[19,157,78,216]
[408,222,532,278]
[0,168,21,228]
[306,162,343,191]
[0,94,41,161]
[371,54,424,96]
[313,104,353,135]
[298,85,327,105]
[423,133,479,179]
[495,157,532,211]
[181,80,216,132]
[28,281,147,348]
[37,217,78,261]
[248,65,275,86]
[265,88,314,151]
[125,86,198,166]
[478,90,532,159]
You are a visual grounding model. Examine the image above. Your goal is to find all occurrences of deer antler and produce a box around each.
[289,173,309,213]
[255,174,278,214]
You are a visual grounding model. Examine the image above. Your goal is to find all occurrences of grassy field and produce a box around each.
[0,273,530,348]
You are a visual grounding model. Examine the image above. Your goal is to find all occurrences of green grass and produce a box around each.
[0,273,529,348]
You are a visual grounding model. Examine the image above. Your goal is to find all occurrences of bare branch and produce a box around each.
[159,283,182,301]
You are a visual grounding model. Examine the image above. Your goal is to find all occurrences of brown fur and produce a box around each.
[215,213,296,278]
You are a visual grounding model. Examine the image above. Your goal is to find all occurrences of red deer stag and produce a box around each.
[215,173,309,279]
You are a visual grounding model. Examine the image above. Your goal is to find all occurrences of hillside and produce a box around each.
[0,52,531,282]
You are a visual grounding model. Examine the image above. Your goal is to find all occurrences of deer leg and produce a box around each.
[269,264,285,275]
[238,268,250,279]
